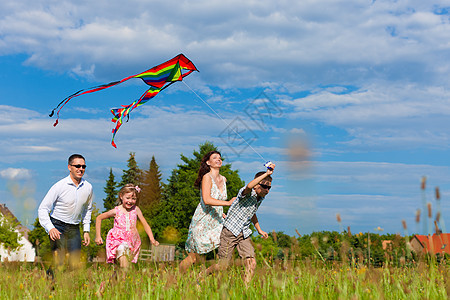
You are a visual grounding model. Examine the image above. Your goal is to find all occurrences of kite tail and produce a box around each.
[50,81,122,126]
[49,90,85,126]
[109,100,141,147]
[109,86,161,147]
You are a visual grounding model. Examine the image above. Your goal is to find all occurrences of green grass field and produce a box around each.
[1,259,450,299]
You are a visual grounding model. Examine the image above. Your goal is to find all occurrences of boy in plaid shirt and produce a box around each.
[201,162,275,284]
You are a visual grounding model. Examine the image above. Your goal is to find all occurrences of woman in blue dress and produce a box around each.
[179,150,235,272]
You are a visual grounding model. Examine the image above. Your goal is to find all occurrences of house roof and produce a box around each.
[412,234,450,255]
[0,204,30,239]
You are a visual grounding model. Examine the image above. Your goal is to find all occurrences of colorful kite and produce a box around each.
[50,54,198,147]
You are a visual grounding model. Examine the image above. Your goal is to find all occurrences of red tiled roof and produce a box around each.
[0,203,30,239]
[412,234,450,254]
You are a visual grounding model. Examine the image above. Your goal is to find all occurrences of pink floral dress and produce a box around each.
[106,206,141,263]
[185,174,227,254]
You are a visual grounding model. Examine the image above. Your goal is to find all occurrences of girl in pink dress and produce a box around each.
[95,184,159,268]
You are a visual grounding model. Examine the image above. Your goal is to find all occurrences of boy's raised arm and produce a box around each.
[242,163,275,196]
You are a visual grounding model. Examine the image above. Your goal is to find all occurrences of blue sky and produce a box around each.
[1,0,450,237]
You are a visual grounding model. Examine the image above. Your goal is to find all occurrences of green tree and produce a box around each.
[252,235,280,262]
[138,156,164,249]
[0,215,20,250]
[103,168,118,211]
[120,152,142,187]
[151,142,244,246]
[140,156,164,213]
[28,218,51,259]
[81,203,112,261]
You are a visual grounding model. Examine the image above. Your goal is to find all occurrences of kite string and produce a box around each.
[182,81,267,162]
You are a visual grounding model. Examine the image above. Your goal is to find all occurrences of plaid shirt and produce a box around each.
[223,186,264,238]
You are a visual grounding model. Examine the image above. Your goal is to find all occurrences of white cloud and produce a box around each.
[283,83,450,150]
[0,168,32,180]
[1,1,450,87]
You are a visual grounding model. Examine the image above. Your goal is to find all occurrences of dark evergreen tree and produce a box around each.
[151,142,244,246]
[140,156,164,213]
[120,152,142,187]
[103,168,118,211]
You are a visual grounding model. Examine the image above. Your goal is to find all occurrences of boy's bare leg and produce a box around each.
[244,257,256,285]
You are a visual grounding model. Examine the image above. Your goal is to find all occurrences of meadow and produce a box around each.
[1,258,450,299]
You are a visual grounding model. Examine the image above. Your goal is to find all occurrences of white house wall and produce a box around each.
[0,229,36,262]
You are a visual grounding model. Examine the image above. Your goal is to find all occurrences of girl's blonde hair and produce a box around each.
[118,183,139,205]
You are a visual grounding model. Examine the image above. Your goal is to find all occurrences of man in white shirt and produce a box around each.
[38,154,93,261]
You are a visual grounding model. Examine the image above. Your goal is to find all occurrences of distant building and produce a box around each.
[410,234,450,255]
[0,204,36,262]
[382,240,392,251]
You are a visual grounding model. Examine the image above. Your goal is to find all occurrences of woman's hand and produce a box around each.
[227,197,237,206]
[151,239,160,246]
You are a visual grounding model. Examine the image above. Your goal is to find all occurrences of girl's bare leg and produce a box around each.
[118,255,129,269]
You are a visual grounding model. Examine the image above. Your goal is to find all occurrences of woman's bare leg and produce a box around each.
[179,252,198,273]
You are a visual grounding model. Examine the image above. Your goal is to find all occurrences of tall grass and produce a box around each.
[1,259,450,299]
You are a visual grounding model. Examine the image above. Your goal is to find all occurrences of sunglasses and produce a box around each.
[259,184,271,190]
[71,164,87,169]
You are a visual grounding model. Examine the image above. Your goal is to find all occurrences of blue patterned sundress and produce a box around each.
[185,174,227,254]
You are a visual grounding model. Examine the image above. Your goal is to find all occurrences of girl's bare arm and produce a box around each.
[95,209,115,245]
[136,206,159,246]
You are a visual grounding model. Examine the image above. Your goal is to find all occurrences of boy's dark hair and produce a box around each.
[68,154,85,165]
[254,171,272,181]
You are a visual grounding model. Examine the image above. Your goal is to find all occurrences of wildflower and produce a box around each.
[421,176,426,190]
[435,187,440,200]
[272,230,278,243]
[402,220,407,230]
[427,203,432,218]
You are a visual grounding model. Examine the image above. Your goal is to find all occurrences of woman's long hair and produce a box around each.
[194,150,221,189]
